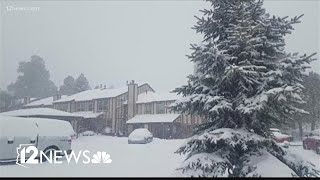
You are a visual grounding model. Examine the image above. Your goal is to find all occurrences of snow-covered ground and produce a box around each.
[0,136,186,177]
[286,145,320,170]
[0,136,319,177]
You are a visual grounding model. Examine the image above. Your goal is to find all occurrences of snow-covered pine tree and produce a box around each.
[171,0,319,177]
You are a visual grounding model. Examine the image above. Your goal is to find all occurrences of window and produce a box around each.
[97,99,108,112]
[136,104,142,114]
[156,102,165,114]
[76,102,85,112]
[106,119,112,126]
[88,102,93,111]
[56,103,68,112]
[145,103,152,114]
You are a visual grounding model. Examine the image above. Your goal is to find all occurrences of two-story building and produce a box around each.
[15,80,203,138]
[52,82,155,135]
[124,89,203,138]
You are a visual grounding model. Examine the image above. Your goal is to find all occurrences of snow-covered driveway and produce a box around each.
[0,135,186,177]
[0,136,319,177]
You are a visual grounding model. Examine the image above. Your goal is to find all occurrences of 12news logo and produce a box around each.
[16,144,112,168]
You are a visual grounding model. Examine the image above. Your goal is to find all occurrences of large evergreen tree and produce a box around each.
[292,71,320,140]
[171,0,319,177]
[59,74,91,95]
[302,72,320,131]
[59,75,76,95]
[74,73,91,93]
[0,89,13,111]
[7,55,57,99]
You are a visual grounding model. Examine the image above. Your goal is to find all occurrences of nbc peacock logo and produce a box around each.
[91,151,112,164]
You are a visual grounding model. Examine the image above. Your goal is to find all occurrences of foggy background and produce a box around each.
[0,0,319,93]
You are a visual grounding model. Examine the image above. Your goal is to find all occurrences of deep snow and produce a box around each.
[0,136,186,177]
[0,136,319,177]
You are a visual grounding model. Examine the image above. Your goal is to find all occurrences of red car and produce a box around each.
[270,128,293,143]
[303,129,320,154]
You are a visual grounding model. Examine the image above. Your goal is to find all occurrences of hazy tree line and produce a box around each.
[293,71,320,138]
[0,54,319,137]
[0,55,91,109]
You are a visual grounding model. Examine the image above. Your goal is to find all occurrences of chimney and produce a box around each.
[53,94,62,101]
[23,96,30,104]
[127,80,138,119]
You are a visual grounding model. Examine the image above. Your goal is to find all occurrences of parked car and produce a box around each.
[270,128,293,146]
[128,128,153,144]
[101,126,112,136]
[0,115,73,162]
[303,129,320,154]
[80,130,96,136]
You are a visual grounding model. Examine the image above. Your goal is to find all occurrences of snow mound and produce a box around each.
[80,131,96,136]
[245,151,296,177]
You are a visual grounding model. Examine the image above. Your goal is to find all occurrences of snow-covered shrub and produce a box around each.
[171,0,319,177]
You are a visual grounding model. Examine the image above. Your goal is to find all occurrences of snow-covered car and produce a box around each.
[128,128,153,144]
[101,126,112,135]
[270,128,293,146]
[303,129,320,154]
[80,130,96,136]
[0,116,72,162]
[270,128,281,133]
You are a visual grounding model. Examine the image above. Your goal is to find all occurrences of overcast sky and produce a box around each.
[0,0,319,93]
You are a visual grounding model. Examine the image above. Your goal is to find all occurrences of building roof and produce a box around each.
[54,87,128,103]
[71,111,104,119]
[54,83,153,103]
[124,91,181,104]
[126,114,181,124]
[0,108,82,118]
[136,92,181,104]
[11,97,37,106]
[24,95,68,107]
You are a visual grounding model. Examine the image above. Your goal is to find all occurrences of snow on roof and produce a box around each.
[136,92,180,104]
[123,92,181,104]
[24,95,68,107]
[0,108,82,118]
[71,111,104,119]
[12,97,38,105]
[126,114,181,124]
[54,86,128,103]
